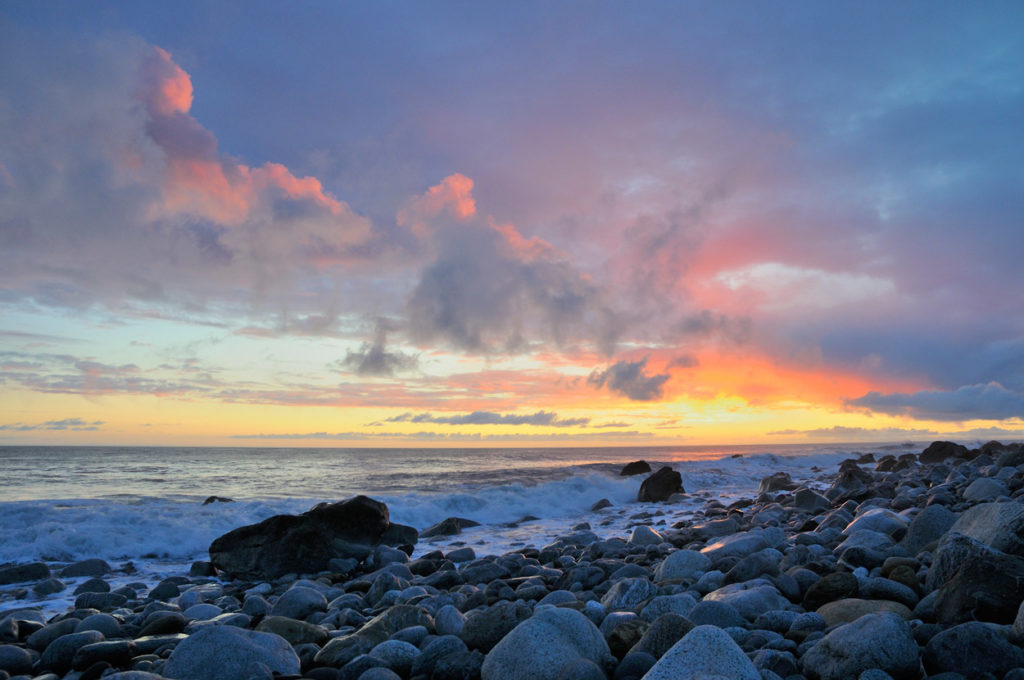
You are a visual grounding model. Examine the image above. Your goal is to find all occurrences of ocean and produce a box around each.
[0,442,923,615]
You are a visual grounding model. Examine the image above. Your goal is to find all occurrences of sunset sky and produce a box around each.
[2,3,1023,446]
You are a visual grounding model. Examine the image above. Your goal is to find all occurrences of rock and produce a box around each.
[629,613,693,659]
[638,467,683,502]
[722,547,782,584]
[380,522,419,549]
[835,529,899,568]
[60,558,112,577]
[461,600,533,652]
[411,635,468,677]
[685,600,746,629]
[74,576,111,594]
[641,625,760,680]
[255,616,329,646]
[800,612,919,680]
[816,598,914,627]
[935,551,1024,624]
[0,562,49,585]
[950,501,1024,555]
[759,472,798,494]
[900,504,957,555]
[271,585,328,620]
[358,605,434,645]
[614,651,656,680]
[39,630,105,674]
[627,525,663,546]
[919,441,969,463]
[843,508,908,538]
[72,640,135,671]
[700,531,768,562]
[653,549,711,582]
[421,516,480,537]
[368,639,420,676]
[702,580,790,620]
[607,618,648,660]
[793,488,830,512]
[639,594,696,622]
[1014,599,1024,643]
[600,578,658,612]
[802,571,859,610]
[590,498,612,511]
[203,495,234,505]
[75,613,121,637]
[139,611,187,636]
[315,633,377,668]
[163,626,299,680]
[435,604,467,636]
[209,495,407,579]
[962,477,1008,502]
[0,644,34,675]
[26,618,79,651]
[446,547,476,562]
[34,577,66,595]
[621,461,652,476]
[359,669,401,680]
[825,466,874,502]
[924,622,1024,679]
[481,607,614,680]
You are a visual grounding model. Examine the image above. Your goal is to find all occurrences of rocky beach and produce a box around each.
[2,440,1024,680]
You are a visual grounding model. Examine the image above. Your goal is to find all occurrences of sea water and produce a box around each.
[0,442,923,615]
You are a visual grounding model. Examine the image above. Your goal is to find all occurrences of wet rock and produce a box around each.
[39,630,105,675]
[590,498,613,511]
[962,477,1008,502]
[759,472,798,494]
[0,644,34,675]
[702,580,790,620]
[411,635,469,678]
[481,607,614,680]
[209,495,404,579]
[60,558,112,578]
[629,612,693,659]
[627,525,663,546]
[72,640,135,671]
[368,639,420,676]
[802,571,859,610]
[637,467,683,502]
[421,517,481,538]
[900,504,957,555]
[607,618,648,660]
[950,501,1024,555]
[800,612,918,680]
[315,633,377,668]
[600,578,658,612]
[685,599,746,628]
[255,616,329,645]
[700,531,769,562]
[620,461,651,476]
[0,562,49,585]
[642,625,760,680]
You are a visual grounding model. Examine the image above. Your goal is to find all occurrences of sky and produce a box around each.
[1,2,1023,447]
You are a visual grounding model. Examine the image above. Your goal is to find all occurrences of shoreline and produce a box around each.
[0,440,1022,679]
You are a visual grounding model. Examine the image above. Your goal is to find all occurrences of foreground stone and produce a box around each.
[638,467,683,502]
[800,612,919,680]
[163,626,300,680]
[481,607,614,680]
[642,625,760,680]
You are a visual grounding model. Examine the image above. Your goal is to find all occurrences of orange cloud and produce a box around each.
[143,47,193,115]
[398,173,477,237]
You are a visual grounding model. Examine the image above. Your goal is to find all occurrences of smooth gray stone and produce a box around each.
[163,626,300,680]
[641,625,759,680]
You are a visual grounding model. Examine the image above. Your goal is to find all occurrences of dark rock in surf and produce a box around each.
[421,517,481,538]
[621,460,652,476]
[638,467,684,502]
[0,562,49,585]
[919,441,969,464]
[591,498,612,511]
[209,495,412,580]
[202,496,234,505]
[60,558,111,578]
[758,472,797,495]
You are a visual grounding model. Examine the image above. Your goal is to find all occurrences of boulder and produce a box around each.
[702,580,791,620]
[933,543,1024,623]
[700,531,769,562]
[163,626,300,680]
[919,440,968,463]
[900,504,957,555]
[638,467,683,502]
[60,558,112,577]
[653,549,711,582]
[800,612,919,680]
[641,625,760,680]
[481,607,614,680]
[620,460,652,476]
[254,616,329,646]
[600,578,658,612]
[924,621,1024,679]
[758,472,797,494]
[461,600,533,652]
[816,598,914,627]
[629,613,693,659]
[421,516,481,538]
[949,501,1024,555]
[0,562,49,585]
[825,466,874,502]
[209,495,409,579]
[843,508,908,538]
[627,525,663,546]
[802,571,858,610]
[962,477,1008,502]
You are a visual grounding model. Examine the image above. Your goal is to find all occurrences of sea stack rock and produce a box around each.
[209,495,417,579]
[620,460,652,476]
[638,466,684,502]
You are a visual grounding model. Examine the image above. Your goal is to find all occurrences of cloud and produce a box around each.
[385,410,589,427]
[231,429,649,442]
[339,319,418,376]
[847,382,1024,421]
[404,176,619,354]
[0,33,373,320]
[668,353,699,369]
[0,418,104,432]
[768,425,936,439]
[588,357,670,401]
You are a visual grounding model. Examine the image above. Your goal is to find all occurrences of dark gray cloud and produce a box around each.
[339,319,418,376]
[847,382,1024,421]
[768,425,936,439]
[0,417,104,431]
[668,354,699,369]
[385,410,589,427]
[588,357,670,401]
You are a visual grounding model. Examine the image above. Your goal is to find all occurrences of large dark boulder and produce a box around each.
[758,472,797,495]
[919,441,969,464]
[209,495,415,579]
[638,467,684,502]
[929,533,1024,624]
[420,517,481,538]
[621,460,652,476]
